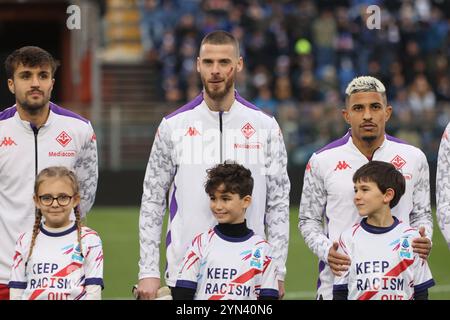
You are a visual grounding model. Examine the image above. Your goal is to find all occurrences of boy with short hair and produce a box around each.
[172,163,279,300]
[333,161,435,300]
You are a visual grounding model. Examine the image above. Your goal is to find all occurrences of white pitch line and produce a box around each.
[107,285,450,300]
[283,284,450,299]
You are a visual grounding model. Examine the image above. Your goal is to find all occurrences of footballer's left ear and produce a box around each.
[384,188,395,204]
[384,104,393,122]
[236,56,243,73]
[7,79,15,94]
[196,56,201,73]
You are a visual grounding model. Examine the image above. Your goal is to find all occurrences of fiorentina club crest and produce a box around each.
[391,155,406,170]
[241,122,255,139]
[56,131,72,147]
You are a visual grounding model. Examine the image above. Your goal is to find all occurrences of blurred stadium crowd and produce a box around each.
[137,0,450,166]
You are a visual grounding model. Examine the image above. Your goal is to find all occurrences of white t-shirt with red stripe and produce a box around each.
[333,217,434,300]
[8,223,103,300]
[175,226,279,300]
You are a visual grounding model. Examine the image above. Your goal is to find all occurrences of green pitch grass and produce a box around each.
[87,207,450,300]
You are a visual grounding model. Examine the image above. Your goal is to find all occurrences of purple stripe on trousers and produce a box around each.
[164,261,168,279]
[166,230,172,248]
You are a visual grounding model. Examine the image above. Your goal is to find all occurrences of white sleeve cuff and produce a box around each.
[10,288,24,300]
[85,285,102,300]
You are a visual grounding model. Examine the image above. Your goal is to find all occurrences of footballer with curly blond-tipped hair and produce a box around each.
[298,76,433,300]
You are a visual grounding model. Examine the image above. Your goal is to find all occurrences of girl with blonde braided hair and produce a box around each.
[8,166,103,300]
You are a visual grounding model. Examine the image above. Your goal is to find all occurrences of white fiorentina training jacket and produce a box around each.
[0,103,98,285]
[139,91,290,286]
[299,130,432,299]
[436,122,450,248]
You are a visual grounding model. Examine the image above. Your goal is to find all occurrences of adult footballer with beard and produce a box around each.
[137,30,290,300]
[298,76,433,300]
[0,46,98,300]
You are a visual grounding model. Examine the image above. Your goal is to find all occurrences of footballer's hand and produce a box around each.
[136,277,160,300]
[412,227,432,260]
[328,242,351,276]
[278,280,285,300]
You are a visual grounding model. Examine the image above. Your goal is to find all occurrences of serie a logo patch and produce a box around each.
[399,237,412,259]
[250,248,262,269]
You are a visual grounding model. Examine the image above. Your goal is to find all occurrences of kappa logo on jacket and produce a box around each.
[334,161,352,171]
[56,131,72,147]
[306,161,311,171]
[0,137,17,147]
[185,127,201,136]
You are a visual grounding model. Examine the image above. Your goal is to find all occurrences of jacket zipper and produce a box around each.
[219,111,223,163]
[32,125,39,176]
